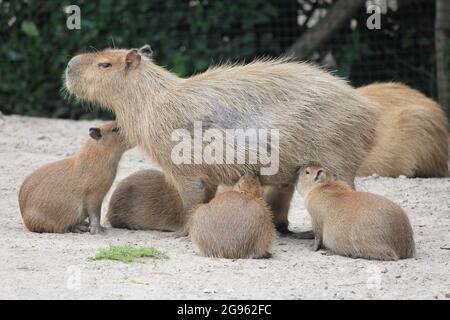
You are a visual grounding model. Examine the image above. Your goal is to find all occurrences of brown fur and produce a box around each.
[65,46,377,234]
[189,175,275,259]
[19,123,129,233]
[357,82,449,177]
[107,169,184,231]
[297,165,416,260]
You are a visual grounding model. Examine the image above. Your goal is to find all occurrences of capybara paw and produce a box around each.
[173,228,189,238]
[70,224,90,233]
[79,220,90,227]
[89,225,106,235]
[173,230,189,238]
[258,252,272,259]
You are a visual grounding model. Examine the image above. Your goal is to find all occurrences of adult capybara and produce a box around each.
[65,45,377,235]
[297,165,415,260]
[107,169,184,231]
[357,82,449,177]
[189,174,275,259]
[19,123,129,234]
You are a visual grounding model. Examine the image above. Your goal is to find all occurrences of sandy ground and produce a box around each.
[0,113,449,300]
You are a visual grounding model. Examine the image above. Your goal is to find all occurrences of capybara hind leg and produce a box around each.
[263,184,294,235]
[72,218,89,231]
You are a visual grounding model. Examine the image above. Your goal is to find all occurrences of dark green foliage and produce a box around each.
[0,0,445,119]
[324,2,440,99]
[0,0,282,119]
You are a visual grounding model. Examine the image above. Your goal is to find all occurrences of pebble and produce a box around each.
[203,288,216,294]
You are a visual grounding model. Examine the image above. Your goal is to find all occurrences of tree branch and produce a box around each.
[435,0,450,114]
[287,0,366,60]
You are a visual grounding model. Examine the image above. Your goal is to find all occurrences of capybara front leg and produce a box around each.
[313,234,323,251]
[87,203,105,235]
[263,184,294,235]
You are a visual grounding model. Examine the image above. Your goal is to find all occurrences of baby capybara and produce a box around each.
[107,169,184,231]
[19,123,129,234]
[189,174,275,259]
[296,165,415,260]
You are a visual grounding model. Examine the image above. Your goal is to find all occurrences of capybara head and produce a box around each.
[88,122,129,150]
[233,173,264,199]
[65,45,154,108]
[296,165,337,195]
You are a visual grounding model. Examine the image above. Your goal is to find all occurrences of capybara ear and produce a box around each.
[297,164,308,175]
[138,44,153,58]
[245,171,258,179]
[125,49,141,68]
[89,127,102,140]
[314,170,326,183]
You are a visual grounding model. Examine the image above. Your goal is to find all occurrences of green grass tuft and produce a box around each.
[90,244,169,264]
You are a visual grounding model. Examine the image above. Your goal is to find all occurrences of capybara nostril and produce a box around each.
[89,128,102,140]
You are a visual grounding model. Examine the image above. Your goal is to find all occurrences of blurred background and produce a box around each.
[0,0,449,119]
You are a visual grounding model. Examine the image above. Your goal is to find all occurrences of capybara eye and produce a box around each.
[98,63,112,68]
[112,127,120,133]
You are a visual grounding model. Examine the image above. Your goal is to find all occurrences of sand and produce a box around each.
[0,114,449,299]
